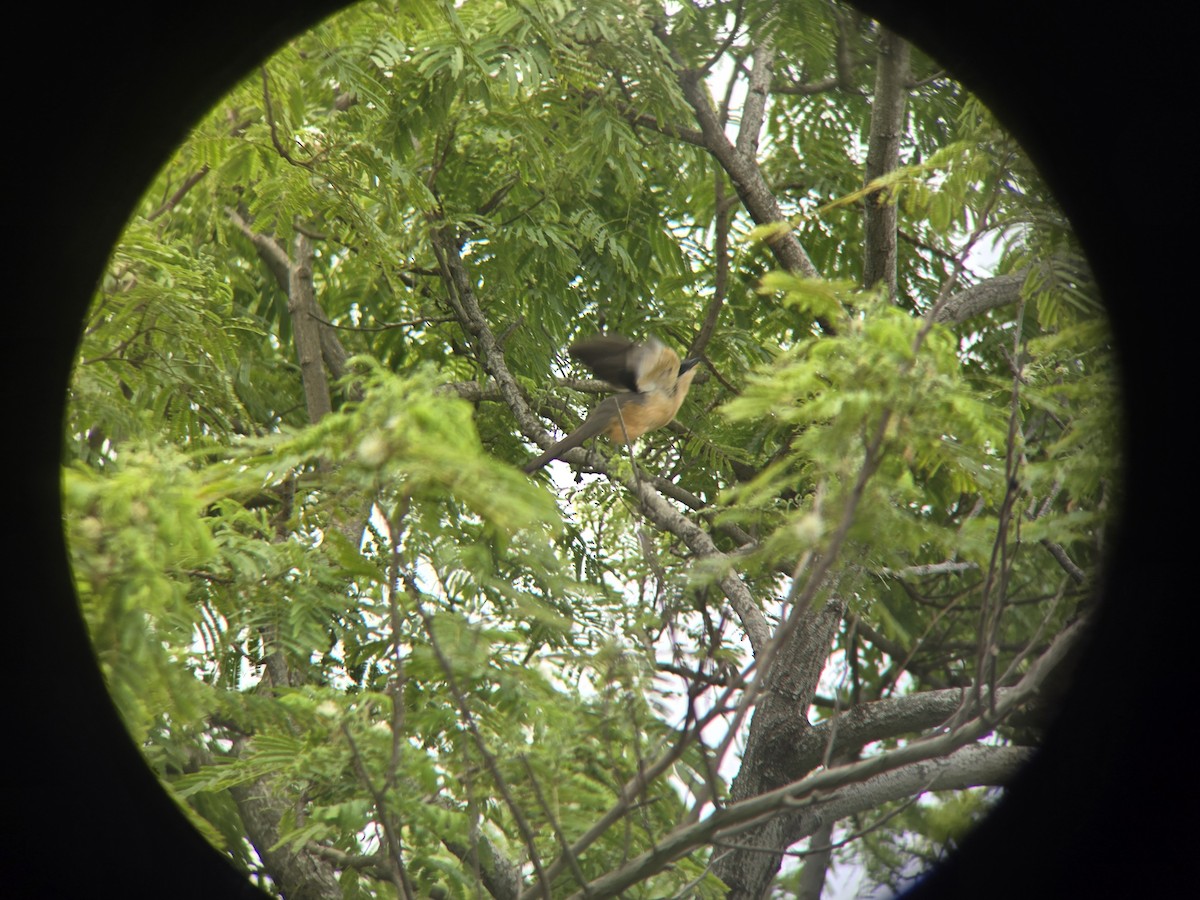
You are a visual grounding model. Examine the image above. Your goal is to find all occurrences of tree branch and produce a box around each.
[734,31,775,162]
[227,207,290,289]
[934,271,1026,324]
[661,25,819,281]
[429,216,772,654]
[570,617,1086,899]
[441,833,523,900]
[287,232,333,424]
[230,777,344,900]
[148,166,209,221]
[862,28,911,297]
[573,743,1033,900]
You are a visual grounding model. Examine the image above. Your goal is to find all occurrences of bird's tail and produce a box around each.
[523,398,622,473]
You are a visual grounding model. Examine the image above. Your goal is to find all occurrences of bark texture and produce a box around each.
[711,598,847,899]
[230,778,344,900]
[863,29,911,297]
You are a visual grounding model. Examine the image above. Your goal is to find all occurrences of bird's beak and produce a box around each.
[680,358,700,375]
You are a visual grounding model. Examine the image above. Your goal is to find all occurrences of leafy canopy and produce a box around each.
[64,1,1118,897]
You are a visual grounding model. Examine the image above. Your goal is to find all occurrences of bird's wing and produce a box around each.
[571,336,676,391]
[569,335,658,392]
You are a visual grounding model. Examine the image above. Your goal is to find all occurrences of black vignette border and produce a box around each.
[14,3,1186,898]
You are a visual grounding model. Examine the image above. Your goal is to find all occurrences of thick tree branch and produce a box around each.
[574,743,1034,900]
[659,24,818,281]
[734,32,774,162]
[795,818,837,900]
[429,225,552,445]
[227,207,361,399]
[227,207,291,288]
[287,232,333,424]
[798,686,1002,773]
[572,617,1086,899]
[934,270,1026,324]
[780,743,1031,840]
[230,777,344,900]
[862,28,911,297]
[773,74,841,96]
[441,833,523,900]
[712,314,1080,895]
[711,597,847,897]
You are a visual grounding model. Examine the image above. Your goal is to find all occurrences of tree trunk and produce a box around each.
[231,777,343,900]
[712,598,847,899]
[863,29,911,298]
[287,232,332,424]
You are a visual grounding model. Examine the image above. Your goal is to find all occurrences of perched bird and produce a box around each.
[524,334,700,473]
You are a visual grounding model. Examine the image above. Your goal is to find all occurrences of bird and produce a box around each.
[523,334,700,473]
